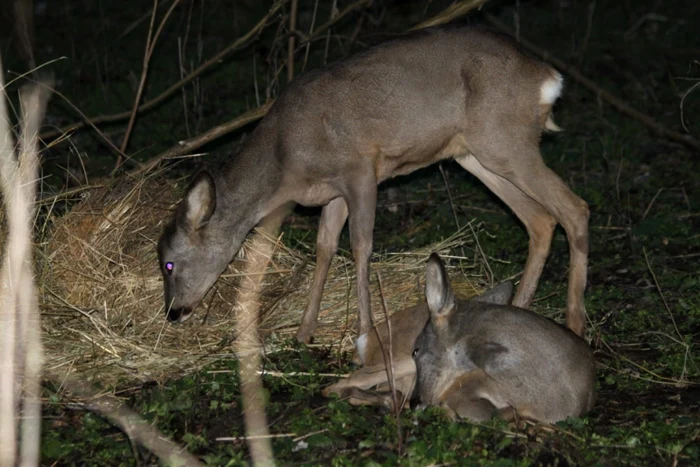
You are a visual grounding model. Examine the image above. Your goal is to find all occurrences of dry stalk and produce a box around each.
[376,272,403,456]
[439,164,461,231]
[302,0,321,72]
[234,228,280,466]
[12,0,35,70]
[230,205,292,466]
[119,0,160,166]
[0,65,20,467]
[680,79,700,134]
[576,0,597,67]
[287,0,299,83]
[323,0,338,64]
[642,247,690,381]
[0,63,51,466]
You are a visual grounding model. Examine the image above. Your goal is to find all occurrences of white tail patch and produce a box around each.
[539,71,563,106]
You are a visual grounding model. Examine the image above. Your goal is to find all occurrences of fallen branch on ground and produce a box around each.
[49,373,203,466]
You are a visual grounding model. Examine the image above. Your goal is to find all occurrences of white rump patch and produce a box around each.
[539,72,564,105]
[355,333,368,365]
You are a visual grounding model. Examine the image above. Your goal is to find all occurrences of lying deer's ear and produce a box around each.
[425,253,456,318]
[473,281,514,306]
[179,171,216,231]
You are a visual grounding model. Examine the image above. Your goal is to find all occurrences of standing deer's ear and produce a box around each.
[425,253,456,318]
[473,281,514,306]
[179,170,216,231]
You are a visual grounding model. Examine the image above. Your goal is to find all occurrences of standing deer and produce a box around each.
[158,25,589,346]
[325,254,596,424]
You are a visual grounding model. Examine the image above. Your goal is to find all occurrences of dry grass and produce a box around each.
[38,171,485,388]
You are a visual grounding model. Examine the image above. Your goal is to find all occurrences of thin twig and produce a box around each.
[288,0,299,83]
[324,0,338,64]
[468,223,494,286]
[411,0,489,30]
[216,433,295,442]
[302,0,320,72]
[642,249,684,345]
[641,188,664,220]
[680,80,700,133]
[117,0,182,170]
[118,0,158,167]
[376,272,403,456]
[577,0,597,67]
[439,164,461,230]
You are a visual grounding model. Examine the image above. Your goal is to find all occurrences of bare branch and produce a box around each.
[485,13,700,153]
[40,0,288,141]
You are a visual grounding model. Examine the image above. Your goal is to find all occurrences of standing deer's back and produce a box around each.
[269,26,558,188]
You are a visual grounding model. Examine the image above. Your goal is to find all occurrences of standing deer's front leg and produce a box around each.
[296,198,348,343]
[345,171,378,338]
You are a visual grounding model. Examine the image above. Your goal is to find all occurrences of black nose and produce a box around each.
[167,307,186,322]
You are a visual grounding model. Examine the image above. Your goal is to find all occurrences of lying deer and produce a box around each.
[157,25,589,346]
[326,253,596,423]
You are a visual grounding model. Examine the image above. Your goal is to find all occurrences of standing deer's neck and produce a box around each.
[215,120,285,258]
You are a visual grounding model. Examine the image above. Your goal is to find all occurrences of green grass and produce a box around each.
[10,0,699,464]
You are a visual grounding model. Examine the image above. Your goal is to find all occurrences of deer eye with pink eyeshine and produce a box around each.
[165,262,174,275]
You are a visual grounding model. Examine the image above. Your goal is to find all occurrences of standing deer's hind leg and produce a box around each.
[508,158,588,336]
[456,155,556,309]
[471,143,589,337]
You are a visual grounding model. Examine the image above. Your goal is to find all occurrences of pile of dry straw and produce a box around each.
[38,171,485,388]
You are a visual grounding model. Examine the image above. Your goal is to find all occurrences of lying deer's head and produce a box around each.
[412,254,514,407]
